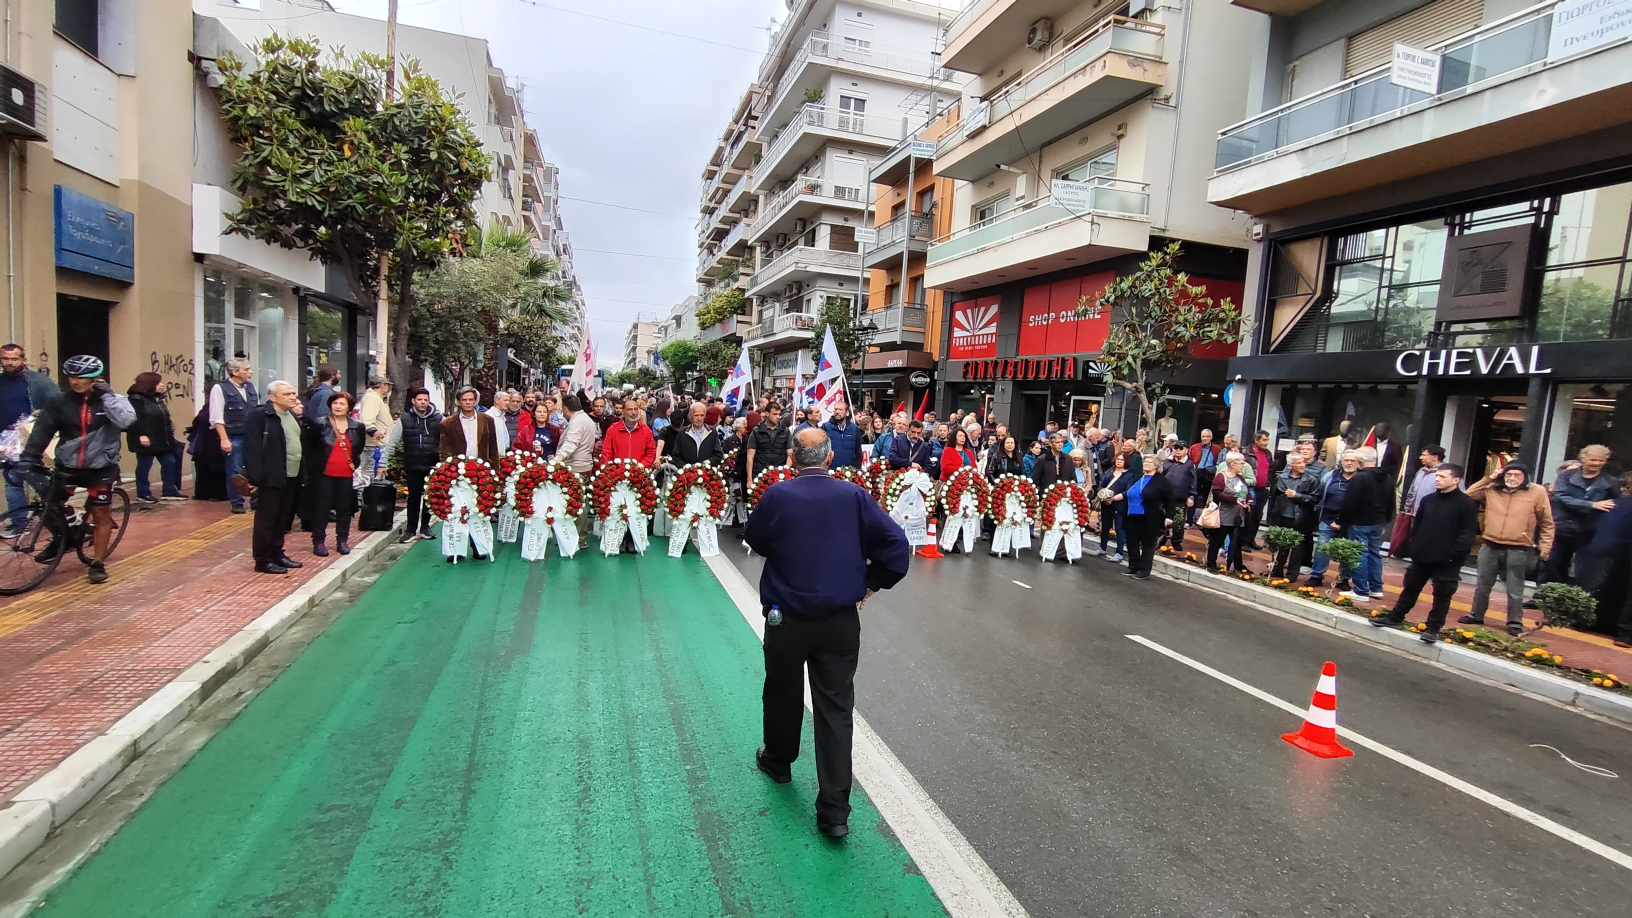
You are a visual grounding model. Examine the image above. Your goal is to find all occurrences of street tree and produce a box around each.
[658,339,702,382]
[696,339,740,387]
[1079,242,1246,430]
[215,35,489,398]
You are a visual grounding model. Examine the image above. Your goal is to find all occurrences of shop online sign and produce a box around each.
[1394,345,1552,378]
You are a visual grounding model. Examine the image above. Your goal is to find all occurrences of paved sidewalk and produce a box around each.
[1162,527,1630,677]
[0,498,393,804]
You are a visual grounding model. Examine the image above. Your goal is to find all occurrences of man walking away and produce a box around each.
[745,429,910,839]
[1374,463,1477,643]
[1462,462,1554,636]
[241,381,305,575]
[387,387,442,542]
[210,357,258,514]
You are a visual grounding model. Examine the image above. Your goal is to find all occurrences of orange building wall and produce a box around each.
[866,104,960,359]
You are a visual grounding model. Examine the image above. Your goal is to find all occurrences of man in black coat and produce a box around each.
[1373,463,1478,642]
[745,403,790,482]
[242,381,307,574]
[660,401,720,467]
[745,428,910,840]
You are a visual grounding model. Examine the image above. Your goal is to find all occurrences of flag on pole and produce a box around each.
[913,388,932,421]
[570,332,596,394]
[804,327,848,423]
[720,342,753,410]
[792,350,811,411]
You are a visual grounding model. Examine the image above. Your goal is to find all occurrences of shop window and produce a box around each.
[1543,384,1630,479]
[1534,181,1632,342]
[203,270,229,390]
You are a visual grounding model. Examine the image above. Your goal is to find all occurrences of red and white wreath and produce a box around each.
[832,465,872,493]
[426,456,502,523]
[666,463,730,524]
[940,466,991,520]
[989,474,1039,527]
[863,457,891,500]
[514,461,585,524]
[880,467,936,512]
[591,459,658,521]
[497,449,543,488]
[1039,481,1092,533]
[749,465,799,507]
[714,447,740,474]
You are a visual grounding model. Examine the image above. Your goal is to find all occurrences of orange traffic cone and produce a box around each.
[1281,661,1353,759]
[917,515,945,559]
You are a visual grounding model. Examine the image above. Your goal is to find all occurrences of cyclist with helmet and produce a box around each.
[18,355,135,584]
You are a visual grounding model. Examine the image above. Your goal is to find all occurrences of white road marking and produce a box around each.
[1125,634,1632,872]
[1011,580,1032,590]
[704,552,1028,917]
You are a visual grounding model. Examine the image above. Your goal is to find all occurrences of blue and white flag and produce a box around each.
[720,342,753,409]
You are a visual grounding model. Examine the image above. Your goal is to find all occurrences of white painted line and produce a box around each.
[1124,634,1632,873]
[704,552,1028,917]
[1011,580,1031,590]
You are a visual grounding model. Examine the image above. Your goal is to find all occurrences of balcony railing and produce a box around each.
[766,31,951,117]
[757,245,862,279]
[761,103,904,174]
[867,303,928,343]
[746,311,818,344]
[1215,1,1579,171]
[937,16,1165,159]
[760,176,866,227]
[928,177,1150,265]
[943,0,1001,49]
[875,211,933,248]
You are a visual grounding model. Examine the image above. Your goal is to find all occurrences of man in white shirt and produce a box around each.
[484,391,512,455]
[209,357,258,513]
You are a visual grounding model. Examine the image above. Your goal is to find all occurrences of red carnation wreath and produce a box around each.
[832,465,872,492]
[514,461,586,524]
[497,449,542,486]
[863,457,891,500]
[880,467,936,511]
[940,466,991,518]
[666,463,729,523]
[749,465,798,507]
[1039,481,1092,531]
[714,447,740,473]
[591,459,659,521]
[426,456,502,523]
[989,474,1039,525]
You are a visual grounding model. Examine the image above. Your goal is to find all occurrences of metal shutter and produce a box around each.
[1344,0,1485,77]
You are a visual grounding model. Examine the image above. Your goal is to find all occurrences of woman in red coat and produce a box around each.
[939,426,977,481]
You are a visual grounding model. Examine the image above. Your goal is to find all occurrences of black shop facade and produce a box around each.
[936,256,1242,443]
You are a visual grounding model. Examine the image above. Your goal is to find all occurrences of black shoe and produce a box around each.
[1506,623,1524,637]
[1458,614,1484,626]
[398,532,418,544]
[418,527,434,541]
[1304,576,1322,588]
[1132,572,1151,580]
[816,818,849,840]
[255,562,290,575]
[1419,630,1440,644]
[34,541,63,564]
[86,562,108,584]
[1522,599,1539,610]
[755,748,791,784]
[277,555,304,569]
[1121,570,1136,577]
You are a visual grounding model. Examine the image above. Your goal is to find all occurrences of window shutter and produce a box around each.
[1344,0,1485,77]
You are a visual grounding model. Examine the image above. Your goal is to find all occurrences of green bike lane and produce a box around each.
[34,545,944,917]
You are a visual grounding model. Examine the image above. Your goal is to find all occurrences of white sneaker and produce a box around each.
[1340,590,1369,603]
[1104,552,1124,563]
[1370,591,1387,599]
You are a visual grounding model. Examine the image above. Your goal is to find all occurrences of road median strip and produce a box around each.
[0,520,400,882]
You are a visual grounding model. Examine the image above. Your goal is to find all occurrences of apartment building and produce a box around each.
[1211,0,1632,485]
[728,0,964,395]
[696,85,766,349]
[623,320,659,373]
[196,0,583,395]
[925,0,1256,437]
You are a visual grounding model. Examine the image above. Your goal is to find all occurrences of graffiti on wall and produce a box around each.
[151,352,196,402]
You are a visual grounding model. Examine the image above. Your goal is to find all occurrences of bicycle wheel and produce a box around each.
[0,505,63,595]
[78,488,132,565]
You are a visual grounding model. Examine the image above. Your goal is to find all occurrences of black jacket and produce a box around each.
[986,448,1025,481]
[398,406,444,470]
[303,416,366,481]
[1116,472,1174,519]
[1337,467,1390,528]
[242,403,305,489]
[662,425,721,467]
[1407,489,1479,565]
[1269,468,1323,528]
[1031,450,1067,491]
[125,392,178,456]
[746,422,790,475]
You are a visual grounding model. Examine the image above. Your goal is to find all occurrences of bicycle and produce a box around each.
[0,464,131,595]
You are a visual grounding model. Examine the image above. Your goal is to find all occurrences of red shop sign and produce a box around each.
[1017,271,1115,357]
[949,296,999,360]
[959,356,1078,382]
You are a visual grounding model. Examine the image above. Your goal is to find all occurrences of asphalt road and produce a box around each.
[723,537,1632,917]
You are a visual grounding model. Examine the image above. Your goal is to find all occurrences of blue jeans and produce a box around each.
[224,435,246,508]
[4,465,27,529]
[135,446,183,499]
[1349,524,1385,595]
[1309,520,1348,584]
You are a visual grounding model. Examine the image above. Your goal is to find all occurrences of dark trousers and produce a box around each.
[1545,530,1595,589]
[309,475,355,545]
[404,466,432,534]
[762,605,861,824]
[1099,504,1125,554]
[251,483,299,563]
[1125,513,1163,575]
[1206,524,1243,571]
[1388,558,1462,633]
[1242,486,1269,548]
[134,445,183,499]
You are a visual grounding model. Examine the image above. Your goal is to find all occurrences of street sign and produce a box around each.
[1389,42,1440,95]
[855,227,878,245]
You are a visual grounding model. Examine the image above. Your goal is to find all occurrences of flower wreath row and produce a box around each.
[832,465,872,493]
[590,458,659,520]
[940,466,991,518]
[989,473,1039,525]
[666,463,730,523]
[426,456,502,523]
[1039,480,1092,531]
[863,457,891,500]
[880,466,936,511]
[496,449,543,488]
[512,461,586,522]
[749,465,799,508]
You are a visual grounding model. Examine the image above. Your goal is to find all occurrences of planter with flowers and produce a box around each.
[989,474,1039,557]
[513,461,586,559]
[426,455,502,562]
[591,459,659,556]
[938,467,991,553]
[665,463,730,557]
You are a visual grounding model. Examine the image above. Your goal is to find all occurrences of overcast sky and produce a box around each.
[331,0,785,368]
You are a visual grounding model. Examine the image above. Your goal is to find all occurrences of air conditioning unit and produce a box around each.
[775,233,790,247]
[1026,18,1054,51]
[792,218,808,233]
[0,63,46,141]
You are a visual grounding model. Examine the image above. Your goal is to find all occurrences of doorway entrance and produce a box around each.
[1468,393,1530,480]
[1018,390,1049,442]
[57,295,113,380]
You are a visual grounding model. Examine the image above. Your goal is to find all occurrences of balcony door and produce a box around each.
[837,94,867,133]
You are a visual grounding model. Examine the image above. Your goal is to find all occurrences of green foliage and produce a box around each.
[658,339,702,380]
[803,87,825,103]
[1532,582,1598,630]
[215,34,490,394]
[1262,525,1305,553]
[809,296,862,370]
[697,289,747,328]
[1080,242,1246,429]
[606,367,664,390]
[697,339,740,384]
[1321,537,1365,570]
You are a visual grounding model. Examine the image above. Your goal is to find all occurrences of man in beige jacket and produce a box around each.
[1462,461,1554,635]
[556,394,599,535]
[357,375,394,482]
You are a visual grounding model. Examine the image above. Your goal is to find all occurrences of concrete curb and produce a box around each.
[1151,556,1632,726]
[0,520,401,881]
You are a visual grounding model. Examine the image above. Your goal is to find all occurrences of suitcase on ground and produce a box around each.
[359,482,397,531]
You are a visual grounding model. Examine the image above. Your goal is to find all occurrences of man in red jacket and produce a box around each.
[600,395,657,467]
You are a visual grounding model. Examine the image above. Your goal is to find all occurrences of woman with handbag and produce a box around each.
[1095,449,1138,562]
[1204,451,1253,573]
[304,390,365,557]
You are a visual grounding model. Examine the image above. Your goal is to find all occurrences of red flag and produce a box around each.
[1364,426,1378,448]
[893,400,906,417]
[913,389,932,421]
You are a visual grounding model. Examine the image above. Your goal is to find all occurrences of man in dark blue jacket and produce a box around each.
[887,419,934,470]
[820,401,862,469]
[1374,463,1478,642]
[745,427,910,839]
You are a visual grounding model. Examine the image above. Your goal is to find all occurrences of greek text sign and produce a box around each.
[1389,43,1441,95]
[1549,0,1632,60]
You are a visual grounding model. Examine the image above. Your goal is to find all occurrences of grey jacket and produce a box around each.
[23,387,136,471]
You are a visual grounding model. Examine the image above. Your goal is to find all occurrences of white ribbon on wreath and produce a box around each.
[520,481,581,560]
[1039,498,1083,563]
[652,462,679,537]
[888,471,935,547]
[939,491,981,553]
[441,479,494,561]
[993,491,1032,557]
[668,486,722,558]
[599,483,650,556]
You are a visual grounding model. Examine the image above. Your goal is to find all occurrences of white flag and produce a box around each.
[570,332,597,394]
[806,327,848,424]
[720,342,753,410]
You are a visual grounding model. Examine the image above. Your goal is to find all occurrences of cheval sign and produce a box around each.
[1394,345,1552,378]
